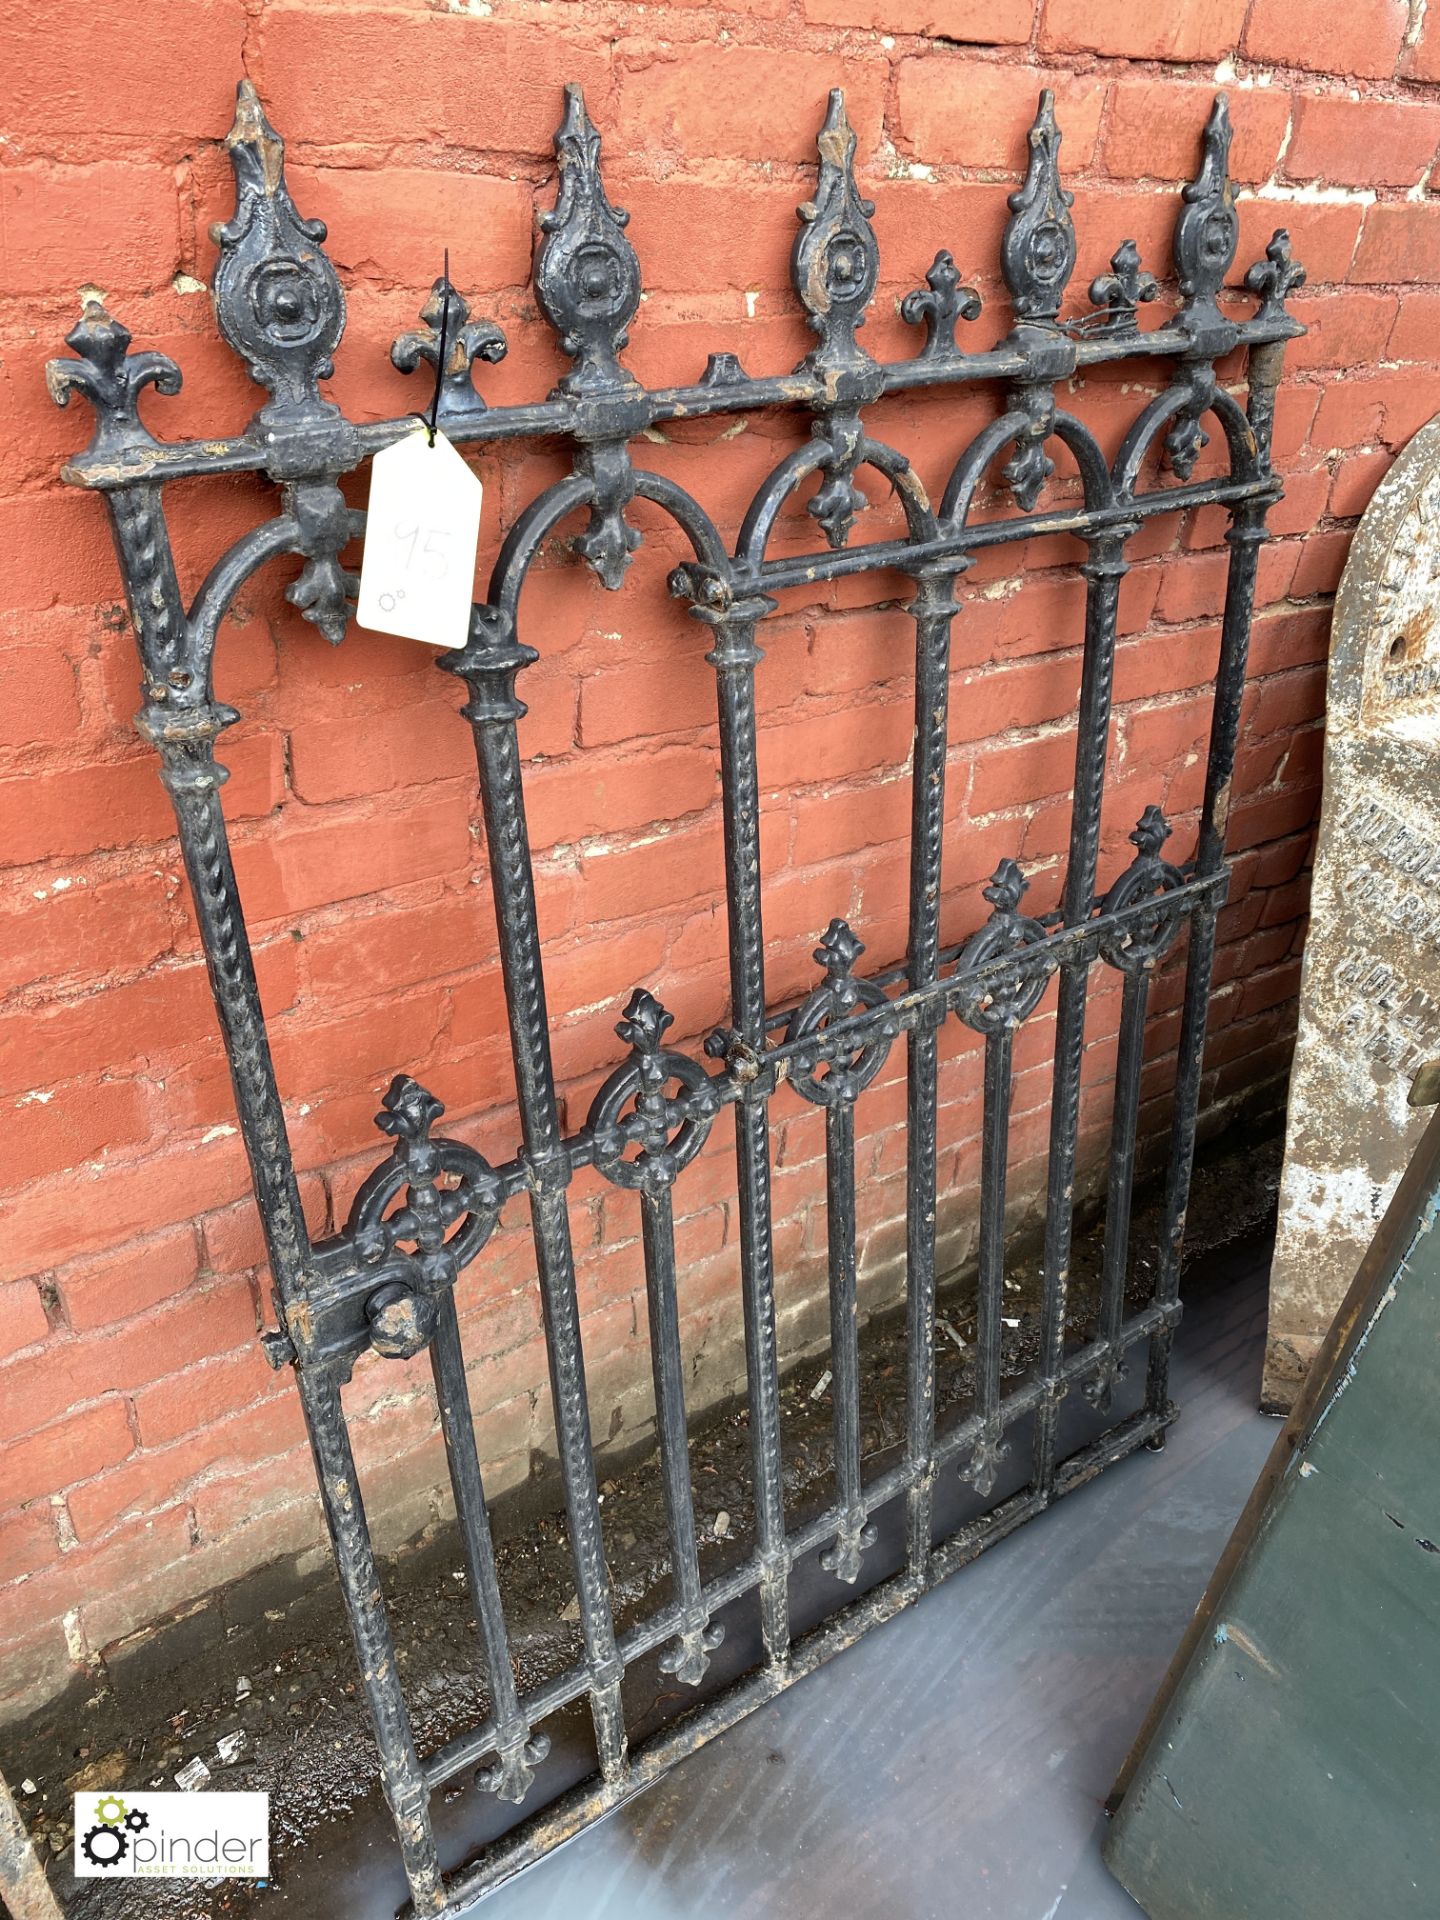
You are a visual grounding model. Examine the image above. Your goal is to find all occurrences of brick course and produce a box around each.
[1,0,1431,1719]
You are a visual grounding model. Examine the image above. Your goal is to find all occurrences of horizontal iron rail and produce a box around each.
[57,316,1295,495]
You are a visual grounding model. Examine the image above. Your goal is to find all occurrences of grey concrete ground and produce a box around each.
[476,1251,1275,1920]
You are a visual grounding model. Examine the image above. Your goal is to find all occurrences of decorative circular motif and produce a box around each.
[248,259,326,345]
[569,242,627,316]
[1099,865,1185,972]
[1025,220,1073,286]
[1199,209,1237,272]
[824,229,875,306]
[785,977,893,1106]
[953,920,1052,1034]
[588,1052,718,1190]
[346,1140,501,1276]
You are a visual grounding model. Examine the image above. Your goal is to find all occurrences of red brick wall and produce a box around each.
[3,0,1437,1719]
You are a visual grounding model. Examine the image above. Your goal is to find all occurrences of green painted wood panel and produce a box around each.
[1105,1110,1440,1920]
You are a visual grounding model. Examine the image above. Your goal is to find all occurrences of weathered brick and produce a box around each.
[616,46,887,167]
[1352,203,1440,286]
[1104,81,1290,185]
[1286,95,1440,190]
[0,1400,133,1508]
[803,0,1033,34]
[1040,0,1248,59]
[1244,0,1408,79]
[893,61,1107,172]
[0,1281,50,1361]
[59,1226,199,1333]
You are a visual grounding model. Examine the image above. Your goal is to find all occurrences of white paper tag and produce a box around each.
[357,426,483,648]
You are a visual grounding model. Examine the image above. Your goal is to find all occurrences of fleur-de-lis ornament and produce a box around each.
[902,250,982,360]
[392,274,507,424]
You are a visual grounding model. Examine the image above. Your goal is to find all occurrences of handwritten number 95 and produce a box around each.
[393,522,449,579]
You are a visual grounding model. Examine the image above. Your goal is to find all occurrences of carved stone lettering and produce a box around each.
[1267,417,1440,1410]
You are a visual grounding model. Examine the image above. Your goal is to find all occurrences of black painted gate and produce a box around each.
[48,77,1303,1914]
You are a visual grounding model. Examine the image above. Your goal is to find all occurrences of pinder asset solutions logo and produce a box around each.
[74,1790,269,1879]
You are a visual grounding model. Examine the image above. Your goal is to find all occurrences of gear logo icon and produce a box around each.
[124,1807,149,1833]
[94,1794,127,1827]
[81,1823,130,1869]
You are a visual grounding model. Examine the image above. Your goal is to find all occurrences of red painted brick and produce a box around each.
[617,47,887,167]
[1104,82,1290,185]
[1388,290,1440,361]
[1312,369,1440,453]
[1236,199,1363,290]
[230,794,472,922]
[0,1,245,141]
[68,1393,306,1541]
[1405,11,1440,81]
[0,1281,50,1361]
[1244,0,1407,79]
[0,941,298,1100]
[1353,203,1440,286]
[1040,0,1247,59]
[1329,449,1391,520]
[0,163,179,295]
[803,0,1033,33]
[524,747,718,851]
[0,734,281,867]
[290,699,473,805]
[1285,291,1398,372]
[893,61,1107,172]
[0,1506,59,1584]
[0,1400,133,1509]
[0,871,177,998]
[7,1131,250,1281]
[58,1226,199,1333]
[4,1077,152,1188]
[1286,95,1440,190]
[1290,527,1353,598]
[294,166,534,293]
[256,11,610,158]
[0,645,81,748]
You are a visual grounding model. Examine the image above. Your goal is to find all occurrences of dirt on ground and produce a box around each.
[5,1117,1283,1918]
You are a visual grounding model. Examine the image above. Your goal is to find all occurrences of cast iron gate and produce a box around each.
[49,77,1303,1913]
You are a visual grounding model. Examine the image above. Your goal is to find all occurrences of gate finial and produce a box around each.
[1001,90,1076,325]
[211,80,346,427]
[1174,95,1238,324]
[793,89,880,374]
[535,85,642,398]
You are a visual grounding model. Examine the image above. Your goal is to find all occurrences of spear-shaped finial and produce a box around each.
[1001,91,1076,325]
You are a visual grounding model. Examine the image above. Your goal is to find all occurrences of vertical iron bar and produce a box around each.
[903,569,960,1582]
[111,485,312,1319]
[430,1292,542,1801]
[1092,967,1149,1404]
[1143,347,1284,1431]
[639,1184,714,1680]
[298,1364,444,1914]
[1032,526,1134,1500]
[451,618,626,1780]
[969,1024,1014,1493]
[821,1098,871,1581]
[703,599,789,1664]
